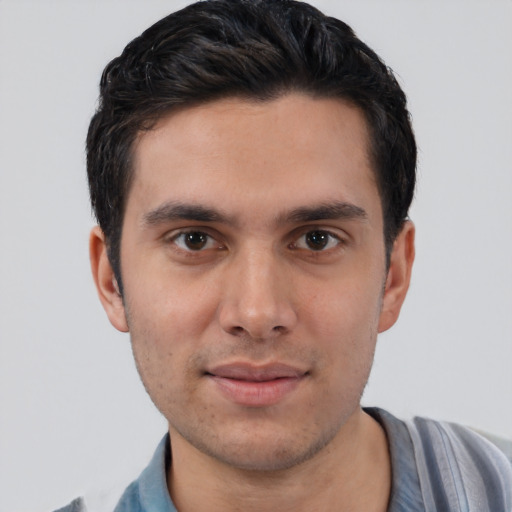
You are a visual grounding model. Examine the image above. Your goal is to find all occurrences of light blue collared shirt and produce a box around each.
[55,408,512,512]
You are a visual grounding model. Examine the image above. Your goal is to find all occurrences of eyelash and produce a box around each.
[169,230,224,253]
[290,230,343,252]
[166,228,345,256]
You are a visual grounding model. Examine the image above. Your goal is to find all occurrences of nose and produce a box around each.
[218,246,298,340]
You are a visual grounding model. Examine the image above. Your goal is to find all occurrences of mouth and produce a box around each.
[205,363,308,407]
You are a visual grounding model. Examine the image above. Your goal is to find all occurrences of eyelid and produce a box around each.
[162,225,348,255]
[165,227,225,252]
[289,227,347,252]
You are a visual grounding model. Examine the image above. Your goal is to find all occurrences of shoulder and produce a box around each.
[51,480,141,512]
[52,497,86,512]
[51,434,172,512]
[406,415,512,510]
[367,407,512,511]
[408,415,512,468]
[474,428,512,464]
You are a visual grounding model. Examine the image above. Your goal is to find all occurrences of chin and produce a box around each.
[178,418,343,473]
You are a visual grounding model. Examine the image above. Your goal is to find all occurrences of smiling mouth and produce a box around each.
[205,363,308,407]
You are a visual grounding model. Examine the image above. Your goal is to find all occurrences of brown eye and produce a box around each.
[293,230,341,252]
[174,231,212,251]
[305,231,330,250]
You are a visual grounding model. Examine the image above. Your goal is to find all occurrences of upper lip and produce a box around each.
[206,363,307,382]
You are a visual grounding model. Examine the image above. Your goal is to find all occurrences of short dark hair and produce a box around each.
[87,0,416,291]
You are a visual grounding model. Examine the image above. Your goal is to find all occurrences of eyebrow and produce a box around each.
[142,200,368,228]
[142,201,232,226]
[283,202,368,224]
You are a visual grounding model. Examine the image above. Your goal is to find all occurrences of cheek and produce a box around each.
[125,295,202,413]
[125,264,221,342]
[301,274,383,342]
[298,274,383,393]
[123,276,225,402]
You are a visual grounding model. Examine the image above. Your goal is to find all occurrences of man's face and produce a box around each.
[93,93,412,471]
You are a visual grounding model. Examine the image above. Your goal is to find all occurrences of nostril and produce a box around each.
[227,324,287,340]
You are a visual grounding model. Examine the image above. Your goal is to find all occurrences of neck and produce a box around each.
[167,408,391,512]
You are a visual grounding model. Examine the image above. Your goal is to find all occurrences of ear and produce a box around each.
[378,221,415,333]
[89,226,129,332]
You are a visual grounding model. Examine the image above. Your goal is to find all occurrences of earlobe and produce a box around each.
[378,221,415,333]
[89,226,129,333]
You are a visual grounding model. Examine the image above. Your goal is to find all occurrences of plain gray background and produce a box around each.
[0,1,511,511]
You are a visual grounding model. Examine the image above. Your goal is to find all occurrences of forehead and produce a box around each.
[127,93,381,225]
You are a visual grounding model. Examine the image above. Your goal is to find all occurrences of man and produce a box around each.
[58,0,511,510]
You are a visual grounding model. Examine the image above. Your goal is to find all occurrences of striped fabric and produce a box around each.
[54,408,512,512]
[369,408,512,512]
[406,416,512,511]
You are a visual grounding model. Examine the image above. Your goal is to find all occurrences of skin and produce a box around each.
[90,93,415,512]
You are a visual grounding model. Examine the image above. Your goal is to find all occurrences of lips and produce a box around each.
[205,363,307,407]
